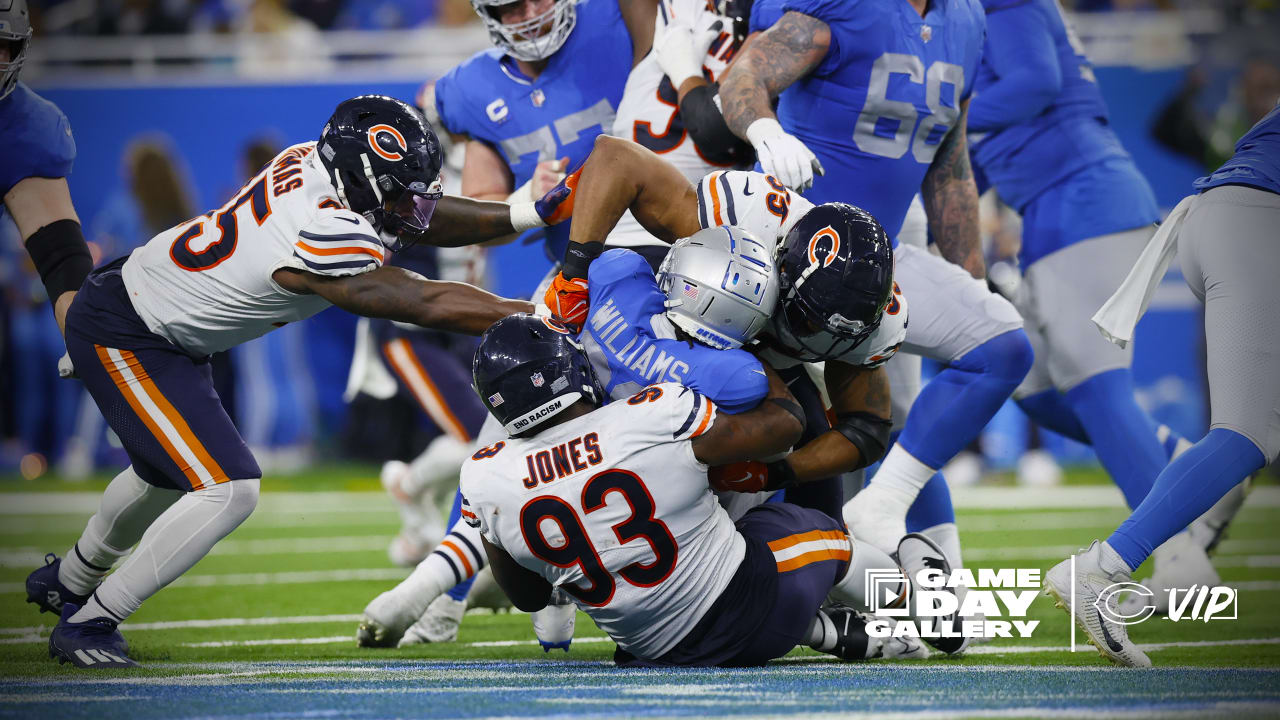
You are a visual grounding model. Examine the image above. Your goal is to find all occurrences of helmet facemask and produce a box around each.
[0,2,32,101]
[473,0,577,62]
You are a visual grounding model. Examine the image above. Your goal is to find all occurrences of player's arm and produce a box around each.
[272,265,532,335]
[482,536,553,613]
[417,185,574,248]
[617,0,658,66]
[920,98,986,279]
[5,177,90,336]
[690,363,805,466]
[966,4,1063,132]
[783,360,891,482]
[461,141,517,201]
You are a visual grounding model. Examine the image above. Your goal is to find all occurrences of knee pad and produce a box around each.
[956,330,1034,387]
[199,478,261,523]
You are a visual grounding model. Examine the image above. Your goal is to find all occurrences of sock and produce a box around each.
[443,491,481,602]
[920,522,963,569]
[829,537,904,614]
[896,330,1033,468]
[1064,370,1167,509]
[397,518,486,615]
[71,479,259,623]
[59,466,183,596]
[806,611,839,651]
[1015,389,1089,444]
[866,445,935,511]
[904,473,956,533]
[1108,429,1264,571]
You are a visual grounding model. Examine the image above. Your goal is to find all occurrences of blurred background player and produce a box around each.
[1047,104,1280,668]
[717,0,1034,562]
[22,94,561,668]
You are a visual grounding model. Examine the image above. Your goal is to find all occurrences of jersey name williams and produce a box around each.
[589,299,691,383]
[520,432,605,488]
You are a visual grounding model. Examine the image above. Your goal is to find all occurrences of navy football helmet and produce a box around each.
[317,95,444,252]
[0,0,32,101]
[473,314,605,436]
[769,202,894,362]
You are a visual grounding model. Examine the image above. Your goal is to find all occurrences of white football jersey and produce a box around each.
[460,383,745,659]
[123,142,387,357]
[692,170,909,369]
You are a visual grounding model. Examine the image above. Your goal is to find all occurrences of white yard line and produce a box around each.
[0,535,391,567]
[0,567,407,594]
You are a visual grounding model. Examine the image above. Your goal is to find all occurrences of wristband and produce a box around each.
[510,202,546,232]
[764,458,798,491]
[561,241,603,281]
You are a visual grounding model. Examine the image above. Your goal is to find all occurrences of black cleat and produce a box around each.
[26,554,88,615]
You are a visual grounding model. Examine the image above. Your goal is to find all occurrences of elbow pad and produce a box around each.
[832,411,892,470]
[679,85,754,166]
[24,219,93,301]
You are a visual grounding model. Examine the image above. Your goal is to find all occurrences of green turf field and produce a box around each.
[1,467,1278,718]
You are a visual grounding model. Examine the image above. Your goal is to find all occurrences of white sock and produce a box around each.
[396,520,487,617]
[868,445,937,508]
[70,479,259,623]
[829,537,904,615]
[407,436,470,496]
[921,522,963,569]
[59,466,183,596]
[806,612,838,651]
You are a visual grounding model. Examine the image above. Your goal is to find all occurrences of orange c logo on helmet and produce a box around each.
[367,124,408,161]
[807,226,841,269]
[542,316,571,334]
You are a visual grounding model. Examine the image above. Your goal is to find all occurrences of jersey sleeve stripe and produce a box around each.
[295,239,385,262]
[717,172,738,226]
[707,171,726,225]
[298,230,382,247]
[674,389,705,438]
[292,255,379,273]
[696,179,710,228]
[690,398,716,438]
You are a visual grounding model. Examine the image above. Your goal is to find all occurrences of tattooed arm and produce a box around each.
[717,11,830,139]
[776,360,891,483]
[920,98,986,279]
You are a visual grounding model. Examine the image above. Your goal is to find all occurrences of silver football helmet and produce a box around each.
[657,225,780,350]
[0,0,32,101]
[471,0,578,63]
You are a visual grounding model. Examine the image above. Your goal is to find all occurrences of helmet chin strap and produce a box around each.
[360,153,384,204]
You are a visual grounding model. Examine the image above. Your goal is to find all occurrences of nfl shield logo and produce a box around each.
[920,25,932,42]
[531,89,546,107]
[531,372,545,388]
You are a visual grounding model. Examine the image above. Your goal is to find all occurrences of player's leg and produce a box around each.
[844,242,1032,553]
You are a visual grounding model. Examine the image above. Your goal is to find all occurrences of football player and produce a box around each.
[2,0,92,336]
[967,0,1226,604]
[713,0,1036,558]
[463,313,955,666]
[1047,105,1280,667]
[22,95,569,668]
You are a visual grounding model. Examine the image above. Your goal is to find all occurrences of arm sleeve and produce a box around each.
[967,2,1064,133]
[679,85,754,166]
[287,209,387,277]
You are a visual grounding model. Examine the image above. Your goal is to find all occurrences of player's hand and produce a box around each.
[746,118,825,192]
[652,8,724,89]
[57,352,78,380]
[532,157,569,197]
[534,163,582,226]
[543,272,590,329]
[709,461,770,493]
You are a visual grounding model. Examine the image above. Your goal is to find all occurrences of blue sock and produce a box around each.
[905,472,955,532]
[1016,389,1089,444]
[897,330,1033,468]
[444,490,478,602]
[1108,429,1264,571]
[1063,370,1165,509]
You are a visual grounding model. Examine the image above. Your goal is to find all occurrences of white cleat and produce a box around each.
[843,485,908,555]
[881,632,930,660]
[381,461,446,567]
[400,594,468,646]
[896,533,969,656]
[357,587,424,648]
[531,601,577,652]
[1122,532,1220,616]
[1044,541,1151,668]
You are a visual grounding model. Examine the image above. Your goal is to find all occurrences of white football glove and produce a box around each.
[57,352,78,379]
[651,6,725,89]
[746,118,825,192]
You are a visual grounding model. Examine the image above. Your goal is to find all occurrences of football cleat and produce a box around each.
[399,595,467,646]
[1044,541,1151,668]
[1123,532,1219,616]
[843,484,908,556]
[49,603,137,669]
[357,588,423,648]
[814,606,881,661]
[531,601,576,652]
[896,533,969,656]
[26,554,88,616]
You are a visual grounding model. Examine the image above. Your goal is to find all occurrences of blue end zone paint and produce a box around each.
[2,661,1279,719]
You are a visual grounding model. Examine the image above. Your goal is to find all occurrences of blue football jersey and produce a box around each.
[579,249,769,414]
[0,83,76,201]
[750,0,986,242]
[968,0,1137,213]
[1194,104,1280,197]
[434,0,632,261]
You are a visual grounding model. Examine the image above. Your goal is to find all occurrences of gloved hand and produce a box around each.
[542,272,590,329]
[746,118,825,192]
[652,7,725,89]
[534,163,582,226]
[57,352,78,379]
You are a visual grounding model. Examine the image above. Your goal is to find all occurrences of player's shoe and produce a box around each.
[843,484,908,555]
[398,595,467,646]
[26,554,88,616]
[357,588,422,648]
[1044,541,1151,668]
[1189,477,1251,555]
[1122,532,1219,616]
[896,533,969,656]
[531,601,576,652]
[48,603,136,669]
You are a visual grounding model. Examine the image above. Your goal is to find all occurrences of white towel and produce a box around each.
[1092,194,1196,349]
